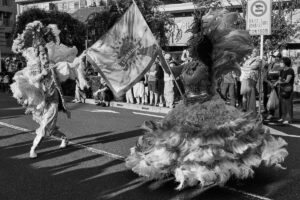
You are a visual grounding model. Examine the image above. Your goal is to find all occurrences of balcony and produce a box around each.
[15,0,55,4]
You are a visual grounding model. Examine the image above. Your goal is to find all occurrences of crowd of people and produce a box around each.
[219,48,300,124]
[125,52,188,108]
[71,51,188,108]
[2,47,299,125]
[0,57,25,93]
[69,47,300,125]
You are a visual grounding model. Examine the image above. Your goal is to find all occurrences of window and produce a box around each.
[68,2,75,10]
[5,33,11,46]
[63,2,68,10]
[74,1,79,9]
[49,3,58,11]
[2,0,9,6]
[3,12,10,27]
[57,3,63,11]
[80,0,87,8]
[0,12,3,26]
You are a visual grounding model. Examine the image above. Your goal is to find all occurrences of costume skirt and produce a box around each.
[125,97,288,190]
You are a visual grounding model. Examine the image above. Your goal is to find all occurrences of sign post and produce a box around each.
[247,0,272,117]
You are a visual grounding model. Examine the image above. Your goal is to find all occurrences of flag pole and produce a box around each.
[158,49,185,99]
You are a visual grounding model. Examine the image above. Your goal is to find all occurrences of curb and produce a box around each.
[67,97,171,114]
[110,101,171,114]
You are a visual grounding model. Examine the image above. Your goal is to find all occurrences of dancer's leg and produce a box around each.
[30,127,45,158]
[30,102,65,158]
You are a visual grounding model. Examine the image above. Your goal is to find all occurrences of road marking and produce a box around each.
[0,120,290,200]
[0,121,278,200]
[290,123,300,129]
[81,109,120,114]
[0,121,30,132]
[265,125,300,138]
[224,186,272,200]
[0,121,125,161]
[0,107,24,111]
[132,112,164,118]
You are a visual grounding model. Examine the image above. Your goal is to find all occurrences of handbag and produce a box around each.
[280,84,293,98]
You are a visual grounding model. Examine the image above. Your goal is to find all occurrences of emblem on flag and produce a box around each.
[87,3,159,96]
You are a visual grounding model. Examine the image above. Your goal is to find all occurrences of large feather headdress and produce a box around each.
[188,8,253,81]
[12,21,56,54]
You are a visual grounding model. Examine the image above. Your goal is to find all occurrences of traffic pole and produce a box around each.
[258,35,264,119]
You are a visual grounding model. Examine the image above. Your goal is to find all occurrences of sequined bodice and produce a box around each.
[181,61,211,104]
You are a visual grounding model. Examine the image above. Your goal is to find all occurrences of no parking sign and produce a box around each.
[247,0,272,35]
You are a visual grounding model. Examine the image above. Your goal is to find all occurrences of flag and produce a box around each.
[86,2,160,97]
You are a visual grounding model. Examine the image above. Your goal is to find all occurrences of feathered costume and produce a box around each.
[10,21,87,158]
[125,9,288,191]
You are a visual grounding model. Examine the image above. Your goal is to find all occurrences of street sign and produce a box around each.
[247,0,272,35]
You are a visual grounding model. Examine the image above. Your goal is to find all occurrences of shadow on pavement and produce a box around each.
[0,130,253,200]
[78,129,143,146]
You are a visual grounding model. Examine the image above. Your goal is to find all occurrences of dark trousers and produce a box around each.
[280,93,293,122]
[221,82,236,106]
[263,81,269,111]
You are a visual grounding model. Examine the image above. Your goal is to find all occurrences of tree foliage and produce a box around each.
[86,0,175,47]
[13,8,86,54]
[188,0,298,53]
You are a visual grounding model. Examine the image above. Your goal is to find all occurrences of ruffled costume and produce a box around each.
[125,9,288,191]
[10,21,84,133]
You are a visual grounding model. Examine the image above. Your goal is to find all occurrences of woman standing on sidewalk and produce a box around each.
[276,57,295,124]
[240,48,261,115]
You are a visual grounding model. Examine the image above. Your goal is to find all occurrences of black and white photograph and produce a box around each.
[0,0,300,199]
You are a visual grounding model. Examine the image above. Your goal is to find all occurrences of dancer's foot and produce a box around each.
[59,138,68,148]
[29,149,37,158]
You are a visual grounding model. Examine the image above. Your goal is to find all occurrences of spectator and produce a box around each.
[133,75,146,104]
[264,52,282,120]
[126,87,134,103]
[221,71,237,107]
[240,48,261,115]
[72,79,86,103]
[148,57,164,106]
[164,53,175,108]
[143,73,149,104]
[0,73,3,92]
[0,59,6,73]
[3,73,11,93]
[276,57,295,124]
[94,77,113,107]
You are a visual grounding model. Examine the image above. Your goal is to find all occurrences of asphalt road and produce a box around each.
[1,92,300,200]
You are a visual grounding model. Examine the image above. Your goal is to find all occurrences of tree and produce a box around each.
[86,0,176,48]
[13,8,86,54]
[188,0,298,53]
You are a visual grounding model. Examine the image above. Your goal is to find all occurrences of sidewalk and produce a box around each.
[65,97,171,114]
[66,96,300,119]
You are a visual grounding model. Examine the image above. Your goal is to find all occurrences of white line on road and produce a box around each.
[0,121,288,200]
[0,121,125,160]
[290,123,300,129]
[224,186,273,200]
[265,126,300,138]
[132,112,164,118]
[81,109,120,114]
[0,121,30,132]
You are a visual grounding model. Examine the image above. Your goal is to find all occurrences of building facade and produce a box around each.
[0,0,17,57]
[15,0,107,15]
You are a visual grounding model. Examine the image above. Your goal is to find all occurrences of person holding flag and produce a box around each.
[123,6,288,192]
[83,1,288,193]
